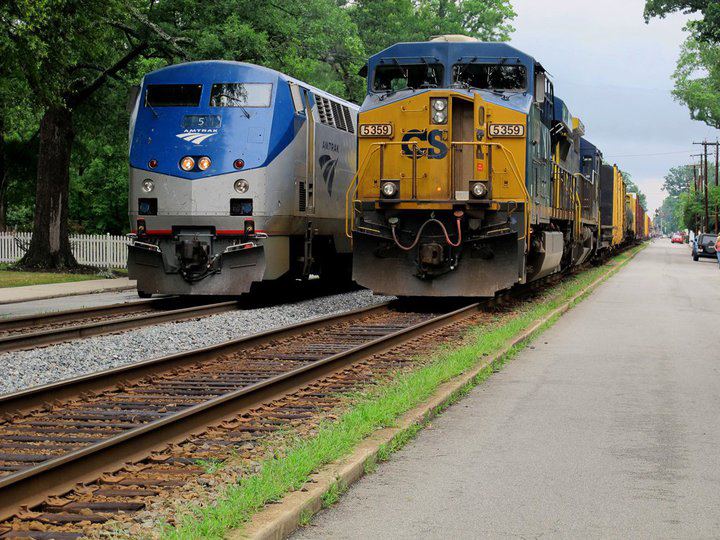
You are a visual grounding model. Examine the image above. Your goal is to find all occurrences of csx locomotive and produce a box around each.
[348,36,641,297]
[127,61,358,296]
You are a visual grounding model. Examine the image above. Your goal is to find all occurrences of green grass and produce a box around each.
[161,245,644,540]
[0,268,102,288]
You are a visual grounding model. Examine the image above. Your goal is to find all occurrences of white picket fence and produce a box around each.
[0,232,129,269]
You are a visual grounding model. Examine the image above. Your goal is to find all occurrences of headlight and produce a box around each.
[432,98,447,111]
[381,181,398,198]
[141,179,154,193]
[234,179,249,194]
[180,156,195,171]
[432,110,447,124]
[198,156,211,171]
[471,182,488,198]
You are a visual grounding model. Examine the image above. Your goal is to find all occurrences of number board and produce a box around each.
[182,115,222,129]
[359,123,394,138]
[488,124,525,138]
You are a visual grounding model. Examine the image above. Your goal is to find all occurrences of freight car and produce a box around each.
[127,61,358,296]
[598,163,628,253]
[347,36,606,297]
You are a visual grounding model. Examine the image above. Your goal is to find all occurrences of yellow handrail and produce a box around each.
[449,141,530,245]
[345,145,382,239]
[345,142,419,239]
[346,140,531,247]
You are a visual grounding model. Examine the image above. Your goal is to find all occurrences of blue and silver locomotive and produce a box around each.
[127,61,358,296]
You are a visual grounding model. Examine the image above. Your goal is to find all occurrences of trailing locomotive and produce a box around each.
[127,61,358,297]
[348,36,606,297]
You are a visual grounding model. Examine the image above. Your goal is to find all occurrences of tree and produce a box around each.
[645,1,720,44]
[672,38,720,129]
[645,1,720,130]
[657,195,681,233]
[1,0,188,269]
[621,170,648,209]
[346,0,516,56]
[155,0,367,100]
[662,165,695,196]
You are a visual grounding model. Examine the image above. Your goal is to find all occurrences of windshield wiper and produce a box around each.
[216,93,251,118]
[146,101,160,119]
[484,88,513,101]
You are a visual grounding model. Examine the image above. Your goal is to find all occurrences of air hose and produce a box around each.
[390,217,462,251]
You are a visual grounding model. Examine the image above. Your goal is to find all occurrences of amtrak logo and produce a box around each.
[319,154,338,196]
[176,131,218,145]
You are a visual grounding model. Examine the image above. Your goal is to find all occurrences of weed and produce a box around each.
[195,458,225,475]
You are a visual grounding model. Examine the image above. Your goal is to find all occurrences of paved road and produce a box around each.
[295,240,720,539]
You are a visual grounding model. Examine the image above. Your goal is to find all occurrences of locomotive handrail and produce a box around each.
[449,141,530,246]
[345,142,420,239]
[345,144,382,239]
[347,140,531,247]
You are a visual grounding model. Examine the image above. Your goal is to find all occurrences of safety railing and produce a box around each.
[553,163,575,213]
[345,140,531,246]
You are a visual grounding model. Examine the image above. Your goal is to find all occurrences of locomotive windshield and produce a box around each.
[209,83,273,107]
[145,84,202,107]
[372,64,444,92]
[452,64,527,92]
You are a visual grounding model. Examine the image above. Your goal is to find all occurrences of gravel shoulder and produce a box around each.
[0,290,391,396]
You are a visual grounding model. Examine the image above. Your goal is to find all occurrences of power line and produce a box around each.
[604,150,695,158]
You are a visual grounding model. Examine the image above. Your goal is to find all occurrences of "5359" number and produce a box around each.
[488,124,525,138]
[359,123,394,138]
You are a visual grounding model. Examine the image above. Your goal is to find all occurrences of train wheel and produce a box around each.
[137,290,152,299]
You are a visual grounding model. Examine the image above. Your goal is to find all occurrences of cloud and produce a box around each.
[508,0,720,214]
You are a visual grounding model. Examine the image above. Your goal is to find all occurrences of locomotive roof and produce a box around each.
[365,41,542,75]
[144,60,358,110]
[580,138,603,160]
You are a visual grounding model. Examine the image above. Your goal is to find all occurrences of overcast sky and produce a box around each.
[508,0,720,214]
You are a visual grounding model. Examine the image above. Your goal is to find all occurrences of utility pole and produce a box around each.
[715,140,719,234]
[693,142,711,232]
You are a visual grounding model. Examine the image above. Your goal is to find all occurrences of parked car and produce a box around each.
[671,233,684,244]
[693,233,717,261]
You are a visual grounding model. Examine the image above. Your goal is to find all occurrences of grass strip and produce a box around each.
[163,245,645,540]
[0,268,103,288]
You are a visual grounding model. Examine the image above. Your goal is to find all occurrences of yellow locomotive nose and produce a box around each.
[355,90,527,208]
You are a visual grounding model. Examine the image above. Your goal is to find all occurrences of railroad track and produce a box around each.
[0,298,241,353]
[0,300,481,538]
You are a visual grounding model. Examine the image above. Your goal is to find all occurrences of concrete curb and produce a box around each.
[233,246,645,540]
[0,280,136,306]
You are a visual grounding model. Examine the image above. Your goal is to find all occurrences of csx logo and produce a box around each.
[401,129,448,159]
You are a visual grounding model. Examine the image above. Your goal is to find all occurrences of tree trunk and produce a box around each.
[19,106,78,269]
[0,113,6,231]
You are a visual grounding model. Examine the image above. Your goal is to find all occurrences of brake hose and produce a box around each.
[391,217,462,251]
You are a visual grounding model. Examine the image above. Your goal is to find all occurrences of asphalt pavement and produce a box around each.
[295,240,720,539]
[0,289,143,318]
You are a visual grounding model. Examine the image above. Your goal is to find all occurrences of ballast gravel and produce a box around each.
[0,290,392,396]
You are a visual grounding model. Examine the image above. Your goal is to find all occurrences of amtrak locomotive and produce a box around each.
[127,61,358,296]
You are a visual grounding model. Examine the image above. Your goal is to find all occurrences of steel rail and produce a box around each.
[0,303,392,417]
[0,299,241,353]
[0,301,477,521]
